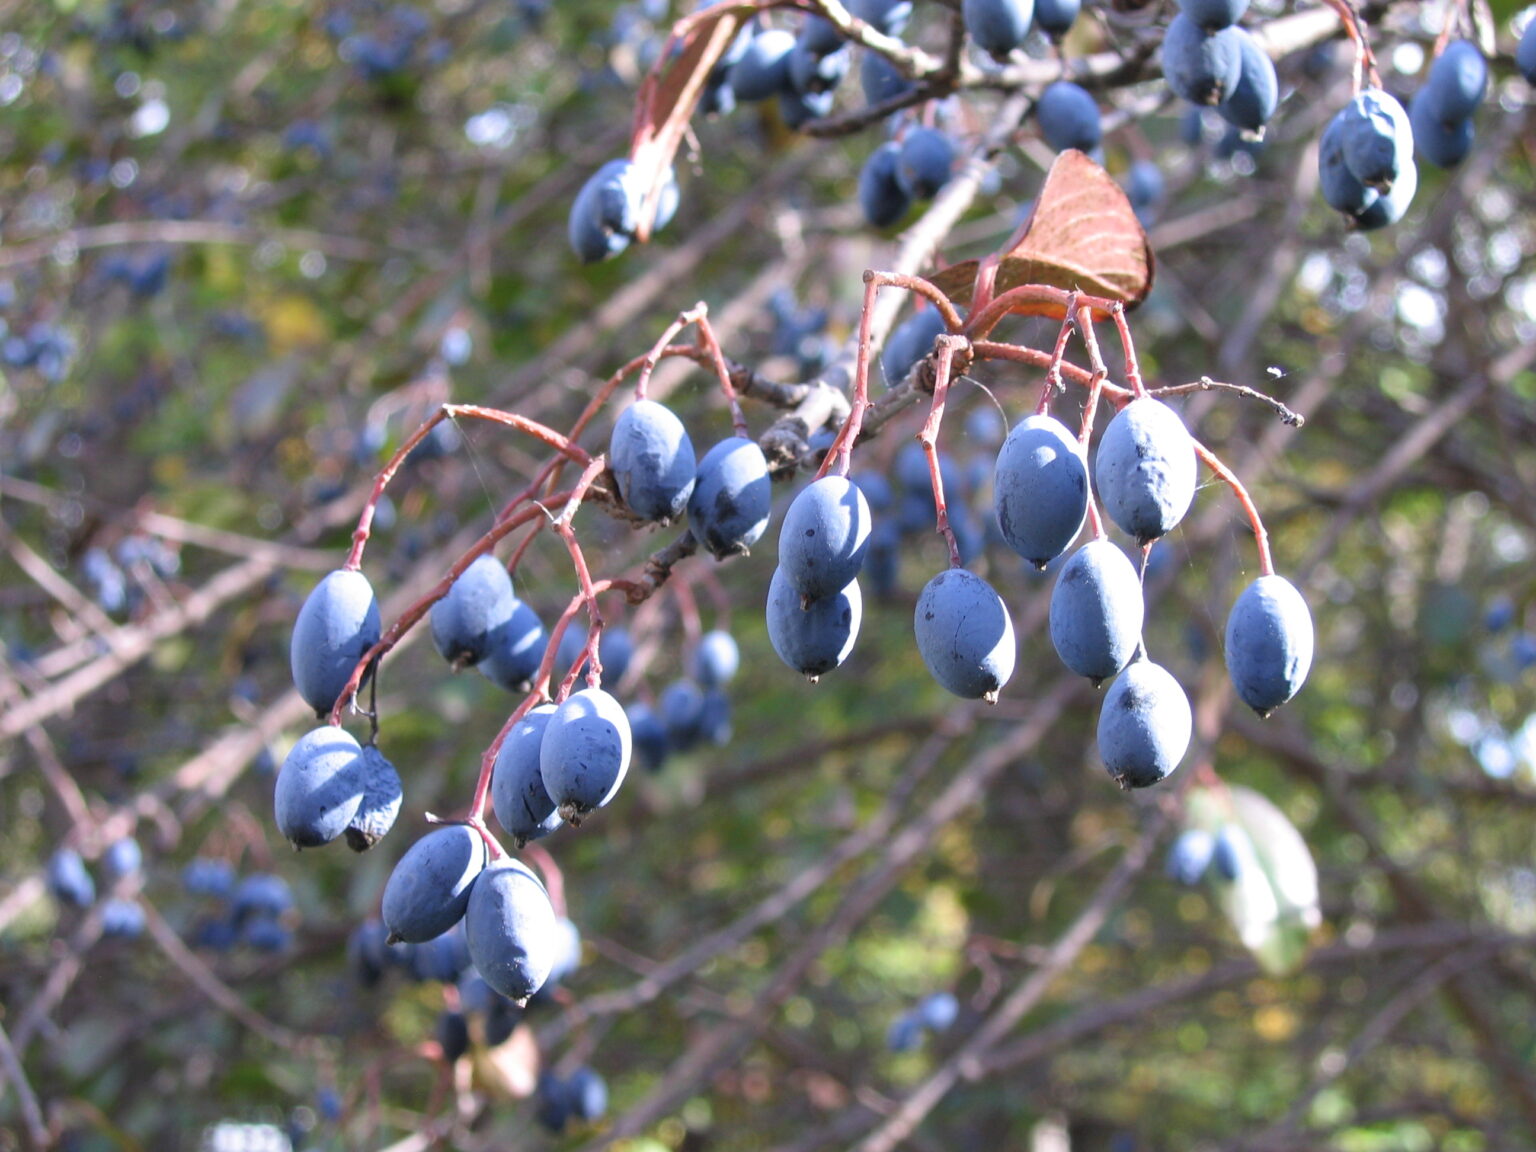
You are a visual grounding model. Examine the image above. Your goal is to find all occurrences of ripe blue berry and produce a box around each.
[381,825,488,944]
[464,859,559,1003]
[896,127,955,200]
[1049,540,1145,683]
[290,568,381,717]
[766,566,862,678]
[688,436,773,559]
[431,553,516,668]
[963,0,1033,58]
[274,726,369,849]
[1095,397,1198,544]
[993,414,1088,567]
[1421,39,1486,123]
[1096,658,1192,789]
[913,568,1016,700]
[539,687,632,818]
[345,744,403,852]
[1223,574,1314,716]
[1037,82,1102,153]
[779,475,873,601]
[491,704,563,846]
[609,399,697,523]
[859,142,912,228]
[1161,16,1244,107]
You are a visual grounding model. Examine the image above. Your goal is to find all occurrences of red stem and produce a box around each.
[327,493,575,726]
[921,336,964,568]
[518,841,567,920]
[1193,438,1273,575]
[347,405,588,571]
[1109,305,1148,401]
[1035,292,1080,416]
[821,273,883,480]
[689,305,751,439]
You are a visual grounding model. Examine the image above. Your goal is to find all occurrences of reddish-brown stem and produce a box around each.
[519,841,568,920]
[1109,305,1148,401]
[1318,0,1380,91]
[1074,306,1114,541]
[872,271,967,333]
[964,284,1121,344]
[1035,293,1080,416]
[553,456,616,690]
[469,692,547,824]
[1193,438,1273,576]
[921,336,965,568]
[327,493,575,726]
[347,405,589,570]
[670,568,704,652]
[636,313,698,400]
[689,305,751,438]
[821,273,883,480]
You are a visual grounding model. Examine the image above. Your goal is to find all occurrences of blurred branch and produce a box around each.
[0,1017,47,1152]
[0,220,395,270]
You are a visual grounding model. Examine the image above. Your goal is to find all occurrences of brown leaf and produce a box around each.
[927,150,1153,319]
[628,5,750,242]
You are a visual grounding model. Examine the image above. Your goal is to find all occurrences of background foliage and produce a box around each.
[2,0,1536,1150]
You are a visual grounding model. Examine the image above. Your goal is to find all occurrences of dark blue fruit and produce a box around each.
[232,873,293,923]
[1352,157,1416,230]
[688,436,773,559]
[1223,574,1314,716]
[993,414,1088,567]
[660,678,706,751]
[692,629,740,688]
[887,1012,923,1051]
[1217,29,1278,133]
[1166,827,1216,884]
[491,704,563,845]
[1211,825,1243,880]
[1033,0,1080,37]
[766,566,862,678]
[1177,0,1247,30]
[1520,20,1536,85]
[290,568,381,716]
[780,475,873,601]
[1409,90,1472,168]
[46,848,95,908]
[436,1010,470,1062]
[431,553,516,668]
[609,398,697,523]
[779,87,836,129]
[859,142,912,228]
[464,859,559,1002]
[788,40,851,94]
[568,1067,609,1121]
[853,0,913,36]
[799,14,845,55]
[914,568,1016,700]
[861,51,915,105]
[1318,112,1376,216]
[101,898,146,938]
[1037,82,1102,153]
[103,836,142,879]
[1421,39,1486,123]
[730,28,796,101]
[539,687,632,817]
[1048,541,1145,683]
[1161,16,1244,107]
[479,598,549,692]
[627,701,670,771]
[896,127,955,200]
[345,744,403,851]
[568,158,639,263]
[1339,88,1413,189]
[963,0,1033,58]
[699,688,733,745]
[1095,397,1197,543]
[882,308,947,389]
[381,825,488,944]
[915,991,959,1031]
[274,726,368,849]
[568,161,680,265]
[182,857,235,898]
[1096,658,1192,788]
[1125,160,1165,223]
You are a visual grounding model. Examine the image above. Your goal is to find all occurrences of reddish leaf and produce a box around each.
[628,5,751,242]
[928,150,1153,318]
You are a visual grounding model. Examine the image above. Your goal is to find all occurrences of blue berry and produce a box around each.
[1223,574,1313,716]
[913,568,1016,700]
[1097,658,1192,789]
